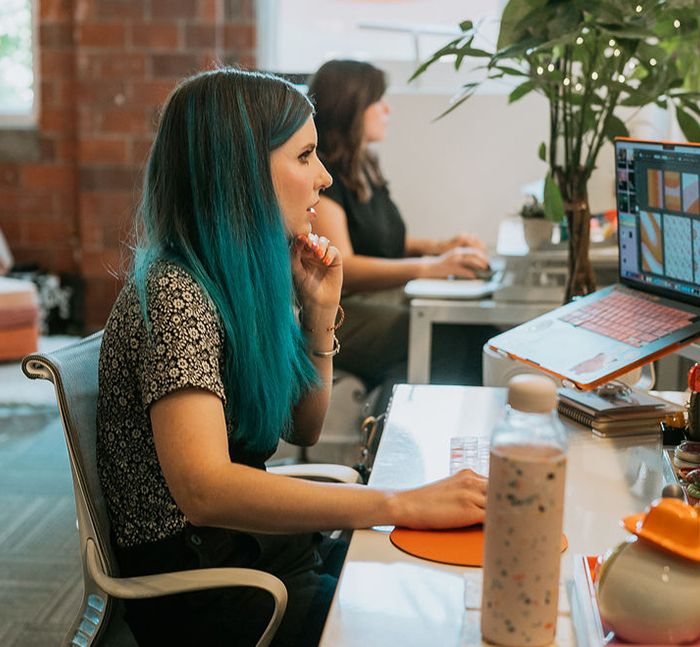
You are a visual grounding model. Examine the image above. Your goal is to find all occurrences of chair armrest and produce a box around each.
[86,539,287,647]
[268,463,362,484]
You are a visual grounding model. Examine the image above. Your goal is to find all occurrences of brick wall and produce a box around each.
[0,0,256,331]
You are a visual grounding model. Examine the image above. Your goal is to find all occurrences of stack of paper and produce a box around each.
[558,386,683,437]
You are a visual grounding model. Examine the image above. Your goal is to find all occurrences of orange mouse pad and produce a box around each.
[390,526,568,567]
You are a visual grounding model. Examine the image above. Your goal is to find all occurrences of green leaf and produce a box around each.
[675,104,700,143]
[603,114,630,142]
[432,83,480,121]
[509,80,535,103]
[459,20,474,32]
[498,0,550,49]
[538,142,547,161]
[544,174,565,223]
[491,64,527,76]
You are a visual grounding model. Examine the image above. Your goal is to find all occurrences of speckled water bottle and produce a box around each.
[481,375,567,646]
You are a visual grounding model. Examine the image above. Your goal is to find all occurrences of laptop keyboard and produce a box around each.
[559,290,696,347]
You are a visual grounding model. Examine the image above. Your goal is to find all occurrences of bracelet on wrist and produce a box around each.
[312,334,340,358]
[300,304,344,333]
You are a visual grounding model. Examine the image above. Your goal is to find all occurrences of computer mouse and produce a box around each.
[474,267,494,281]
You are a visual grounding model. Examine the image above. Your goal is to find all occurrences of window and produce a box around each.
[0,0,35,124]
[258,0,505,90]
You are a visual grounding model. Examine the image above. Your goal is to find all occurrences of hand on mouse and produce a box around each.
[435,233,487,254]
[421,246,490,280]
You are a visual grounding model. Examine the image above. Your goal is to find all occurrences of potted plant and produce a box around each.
[519,195,554,250]
[412,0,700,301]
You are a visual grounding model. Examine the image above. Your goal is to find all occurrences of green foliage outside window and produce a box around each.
[0,0,34,115]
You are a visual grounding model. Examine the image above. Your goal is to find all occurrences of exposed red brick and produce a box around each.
[152,0,197,19]
[131,23,180,49]
[185,24,217,49]
[76,22,126,48]
[81,190,135,219]
[10,244,79,274]
[129,80,173,106]
[224,0,254,21]
[40,23,74,48]
[40,0,73,22]
[224,24,255,50]
[44,244,80,272]
[81,248,124,276]
[77,52,147,79]
[80,139,129,164]
[76,80,127,104]
[21,164,75,189]
[199,0,220,21]
[83,275,124,330]
[53,189,78,219]
[54,79,77,106]
[99,108,148,134]
[40,107,74,132]
[24,218,74,244]
[2,0,258,331]
[53,137,78,161]
[130,138,155,165]
[79,166,140,191]
[0,165,20,188]
[94,0,146,19]
[0,190,54,219]
[39,136,57,160]
[40,80,56,106]
[0,217,21,242]
[151,53,203,78]
[40,50,75,79]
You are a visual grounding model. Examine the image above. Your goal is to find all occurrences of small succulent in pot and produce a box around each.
[519,195,546,220]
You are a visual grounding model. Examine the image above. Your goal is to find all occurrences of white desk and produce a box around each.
[407,296,700,385]
[320,385,672,647]
[407,298,554,383]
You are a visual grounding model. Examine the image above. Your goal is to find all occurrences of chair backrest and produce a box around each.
[22,331,131,644]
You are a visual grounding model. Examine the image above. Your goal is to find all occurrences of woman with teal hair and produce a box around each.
[97,67,487,646]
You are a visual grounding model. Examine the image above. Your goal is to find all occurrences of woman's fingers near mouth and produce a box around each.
[316,236,329,260]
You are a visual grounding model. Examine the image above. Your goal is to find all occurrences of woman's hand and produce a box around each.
[435,233,487,254]
[292,233,342,310]
[389,469,487,529]
[421,246,490,279]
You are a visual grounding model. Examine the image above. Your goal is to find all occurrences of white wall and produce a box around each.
[375,87,673,248]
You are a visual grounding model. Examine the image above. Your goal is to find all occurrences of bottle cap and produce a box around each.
[507,374,558,413]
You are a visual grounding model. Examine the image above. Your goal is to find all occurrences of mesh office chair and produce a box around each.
[22,332,291,647]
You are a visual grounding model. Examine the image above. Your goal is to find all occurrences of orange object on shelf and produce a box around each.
[623,498,700,562]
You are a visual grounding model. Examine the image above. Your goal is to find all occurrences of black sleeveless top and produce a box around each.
[322,162,406,259]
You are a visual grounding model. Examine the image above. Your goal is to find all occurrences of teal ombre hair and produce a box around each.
[134,67,317,453]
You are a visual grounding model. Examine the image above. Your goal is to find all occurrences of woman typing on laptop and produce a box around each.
[309,60,496,411]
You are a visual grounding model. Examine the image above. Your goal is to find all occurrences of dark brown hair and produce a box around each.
[308,60,387,202]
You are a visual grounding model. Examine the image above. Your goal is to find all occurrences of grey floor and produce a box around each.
[0,389,363,647]
[0,405,82,647]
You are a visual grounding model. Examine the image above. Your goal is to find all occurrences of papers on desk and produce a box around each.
[557,386,683,437]
[404,278,498,300]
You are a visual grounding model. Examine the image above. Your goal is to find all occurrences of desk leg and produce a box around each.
[408,305,433,384]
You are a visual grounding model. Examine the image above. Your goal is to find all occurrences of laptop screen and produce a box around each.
[615,138,700,305]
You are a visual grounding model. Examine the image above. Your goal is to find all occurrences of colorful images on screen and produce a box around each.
[664,214,693,282]
[640,211,663,274]
[693,221,700,284]
[664,171,681,211]
[683,173,699,215]
[647,169,664,209]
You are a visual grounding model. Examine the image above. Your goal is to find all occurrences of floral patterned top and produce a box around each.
[97,261,267,549]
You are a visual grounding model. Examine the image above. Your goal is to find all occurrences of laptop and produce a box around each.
[488,137,700,390]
